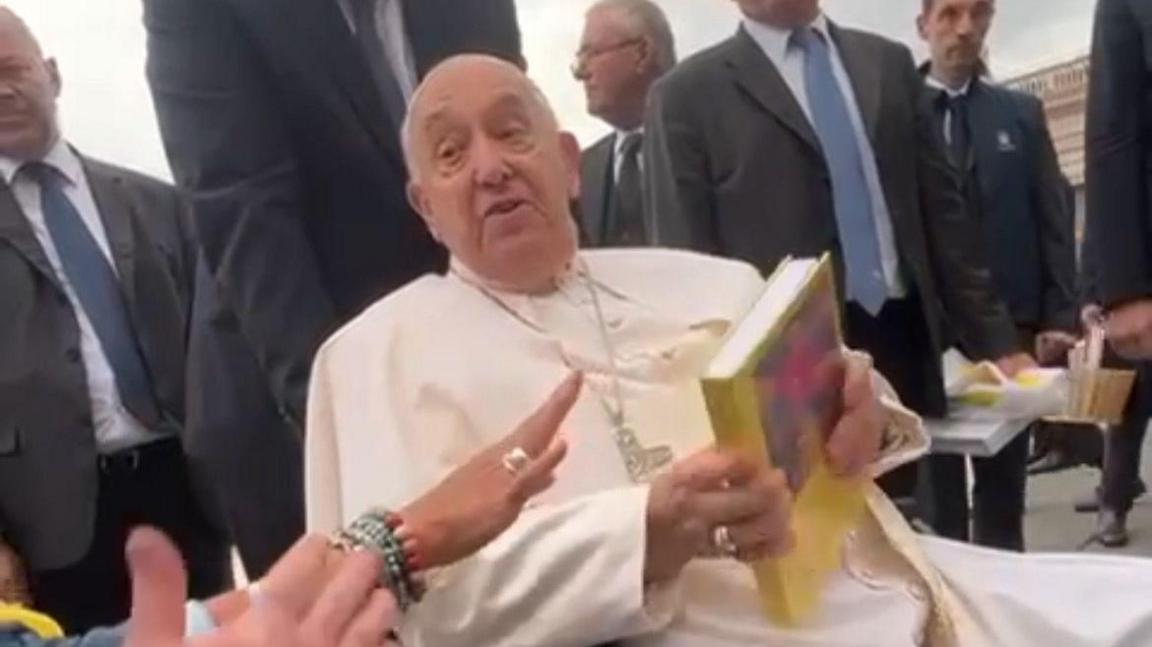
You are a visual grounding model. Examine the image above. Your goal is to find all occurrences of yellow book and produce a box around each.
[701,253,867,625]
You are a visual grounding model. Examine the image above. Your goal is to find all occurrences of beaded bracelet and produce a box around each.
[331,508,426,611]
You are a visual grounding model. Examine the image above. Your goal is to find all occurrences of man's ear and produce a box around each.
[45,57,61,98]
[915,14,929,42]
[635,38,653,73]
[558,131,582,200]
[406,179,441,242]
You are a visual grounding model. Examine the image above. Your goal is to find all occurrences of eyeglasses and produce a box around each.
[570,38,644,77]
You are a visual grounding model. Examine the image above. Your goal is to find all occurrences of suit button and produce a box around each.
[65,348,81,363]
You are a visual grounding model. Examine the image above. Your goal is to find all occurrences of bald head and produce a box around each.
[0,7,42,57]
[402,55,557,178]
[402,54,581,295]
[0,5,60,160]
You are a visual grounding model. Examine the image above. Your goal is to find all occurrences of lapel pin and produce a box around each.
[997,130,1017,152]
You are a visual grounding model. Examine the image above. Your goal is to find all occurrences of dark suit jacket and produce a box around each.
[143,0,523,429]
[580,134,616,247]
[940,79,1077,332]
[0,157,199,571]
[645,24,1018,366]
[142,0,521,573]
[1084,0,1152,308]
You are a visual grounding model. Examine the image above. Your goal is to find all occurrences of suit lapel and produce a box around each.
[965,81,999,178]
[830,24,881,143]
[0,181,62,291]
[581,135,615,246]
[403,0,445,77]
[726,28,821,155]
[287,0,400,163]
[81,158,138,307]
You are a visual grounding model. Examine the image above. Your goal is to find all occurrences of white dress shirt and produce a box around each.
[613,127,645,183]
[337,0,419,101]
[924,75,972,146]
[0,139,157,452]
[742,15,906,300]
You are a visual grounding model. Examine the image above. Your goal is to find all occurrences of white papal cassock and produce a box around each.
[305,248,1152,647]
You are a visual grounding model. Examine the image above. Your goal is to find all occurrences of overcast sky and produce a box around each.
[5,0,1095,180]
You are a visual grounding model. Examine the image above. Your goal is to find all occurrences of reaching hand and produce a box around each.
[1105,300,1152,360]
[123,528,397,647]
[399,372,581,568]
[994,352,1037,379]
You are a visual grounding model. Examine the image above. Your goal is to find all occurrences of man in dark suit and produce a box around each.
[0,9,227,632]
[573,0,675,247]
[1082,0,1152,546]
[645,0,1031,514]
[142,0,522,578]
[916,0,1077,550]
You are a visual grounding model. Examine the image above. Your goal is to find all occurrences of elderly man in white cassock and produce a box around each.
[305,55,1152,647]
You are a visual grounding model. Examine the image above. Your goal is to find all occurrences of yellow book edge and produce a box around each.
[701,254,868,626]
[0,604,65,639]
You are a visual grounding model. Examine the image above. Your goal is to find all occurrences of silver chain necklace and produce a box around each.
[451,260,673,483]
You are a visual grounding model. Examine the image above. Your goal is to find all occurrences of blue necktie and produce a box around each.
[795,28,888,315]
[25,162,161,426]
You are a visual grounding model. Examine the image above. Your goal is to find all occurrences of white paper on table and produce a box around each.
[941,349,1068,420]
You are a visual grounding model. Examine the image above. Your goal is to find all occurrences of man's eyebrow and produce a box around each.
[420,109,457,140]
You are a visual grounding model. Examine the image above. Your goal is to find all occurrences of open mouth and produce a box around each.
[485,197,529,218]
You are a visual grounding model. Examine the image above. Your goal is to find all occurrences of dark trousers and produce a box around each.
[1101,360,1152,513]
[186,264,305,580]
[924,326,1034,551]
[927,432,1030,550]
[29,439,230,633]
[844,297,945,501]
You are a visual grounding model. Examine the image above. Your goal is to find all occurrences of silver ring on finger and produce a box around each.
[501,446,531,475]
[712,525,738,558]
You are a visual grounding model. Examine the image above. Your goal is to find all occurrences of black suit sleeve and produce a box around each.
[1085,0,1151,308]
[902,47,1019,359]
[643,74,721,253]
[1080,183,1100,306]
[144,0,336,428]
[1020,95,1078,331]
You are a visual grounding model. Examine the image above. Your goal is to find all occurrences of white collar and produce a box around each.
[0,137,83,187]
[448,255,580,299]
[613,127,644,156]
[741,12,832,63]
[925,74,972,99]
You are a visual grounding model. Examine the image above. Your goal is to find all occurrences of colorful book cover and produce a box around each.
[701,254,868,625]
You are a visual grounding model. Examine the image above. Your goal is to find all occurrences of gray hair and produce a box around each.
[588,0,677,73]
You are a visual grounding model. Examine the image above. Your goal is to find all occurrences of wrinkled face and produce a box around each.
[406,57,581,292]
[732,0,820,28]
[572,7,650,127]
[0,12,59,160]
[918,0,995,75]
